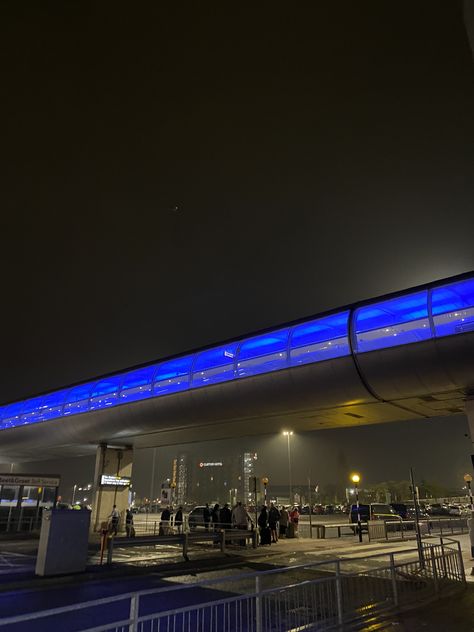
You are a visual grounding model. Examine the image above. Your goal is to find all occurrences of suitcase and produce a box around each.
[260,526,272,545]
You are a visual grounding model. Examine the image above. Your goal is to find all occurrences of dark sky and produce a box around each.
[16,415,472,499]
[2,3,474,487]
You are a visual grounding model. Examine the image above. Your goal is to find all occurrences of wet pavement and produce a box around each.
[0,531,472,629]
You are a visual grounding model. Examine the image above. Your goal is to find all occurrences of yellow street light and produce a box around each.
[464,474,473,510]
[262,477,269,506]
[350,473,362,542]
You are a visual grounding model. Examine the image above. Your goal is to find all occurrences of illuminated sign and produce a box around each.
[0,474,60,487]
[199,462,223,468]
[100,475,131,487]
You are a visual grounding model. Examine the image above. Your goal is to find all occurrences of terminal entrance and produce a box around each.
[0,473,59,533]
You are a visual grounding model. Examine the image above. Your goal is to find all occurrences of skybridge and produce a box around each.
[0,272,473,462]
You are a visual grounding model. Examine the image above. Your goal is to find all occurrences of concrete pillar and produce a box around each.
[90,444,133,533]
[467,399,474,461]
[465,400,474,557]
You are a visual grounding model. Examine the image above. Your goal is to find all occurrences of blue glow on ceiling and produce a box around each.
[1,274,472,431]
[431,278,474,315]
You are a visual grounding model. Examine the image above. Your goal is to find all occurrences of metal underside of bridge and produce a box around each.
[0,333,472,462]
[0,273,473,462]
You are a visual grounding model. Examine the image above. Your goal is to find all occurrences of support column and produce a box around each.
[90,444,133,533]
[467,399,474,463]
[465,400,474,558]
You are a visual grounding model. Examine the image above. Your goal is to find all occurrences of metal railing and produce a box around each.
[0,537,465,631]
[0,515,41,533]
[300,516,469,540]
[104,528,257,564]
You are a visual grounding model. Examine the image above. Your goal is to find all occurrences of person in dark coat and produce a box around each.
[258,506,271,545]
[160,506,171,535]
[174,506,183,533]
[219,503,232,530]
[268,503,280,543]
[203,503,211,531]
[125,509,134,537]
[211,503,220,530]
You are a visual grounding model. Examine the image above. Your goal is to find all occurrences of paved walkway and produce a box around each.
[0,530,473,582]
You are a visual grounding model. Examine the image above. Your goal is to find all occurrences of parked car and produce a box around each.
[448,505,462,516]
[427,503,450,516]
[188,506,208,530]
[350,503,400,525]
[390,503,430,521]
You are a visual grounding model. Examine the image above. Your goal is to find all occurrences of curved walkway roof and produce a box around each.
[0,272,473,460]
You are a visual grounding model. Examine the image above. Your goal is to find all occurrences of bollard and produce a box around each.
[220,530,226,553]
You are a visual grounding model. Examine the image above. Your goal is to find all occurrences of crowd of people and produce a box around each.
[108,502,301,546]
[257,504,300,544]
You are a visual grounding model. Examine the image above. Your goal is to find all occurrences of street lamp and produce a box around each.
[351,473,362,543]
[464,473,473,509]
[283,431,293,505]
[262,477,269,506]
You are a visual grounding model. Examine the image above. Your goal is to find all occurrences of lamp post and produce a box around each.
[351,473,362,543]
[262,477,269,506]
[283,431,293,505]
[464,473,473,509]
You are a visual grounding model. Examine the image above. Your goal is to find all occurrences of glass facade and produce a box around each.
[431,278,474,337]
[120,366,156,403]
[354,291,431,352]
[63,383,93,416]
[153,356,193,396]
[1,274,472,431]
[192,343,239,387]
[290,311,350,366]
[89,376,122,410]
[237,329,290,377]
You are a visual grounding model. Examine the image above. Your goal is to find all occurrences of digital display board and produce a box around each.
[100,474,131,487]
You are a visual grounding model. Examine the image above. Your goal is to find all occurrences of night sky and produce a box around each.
[2,3,474,491]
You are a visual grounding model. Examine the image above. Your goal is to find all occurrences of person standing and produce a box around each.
[232,501,251,546]
[108,505,120,536]
[160,506,171,535]
[125,508,134,537]
[258,506,271,545]
[211,503,220,530]
[203,503,211,531]
[174,506,183,533]
[232,502,250,530]
[289,506,300,535]
[268,503,280,543]
[279,506,289,538]
[219,503,232,530]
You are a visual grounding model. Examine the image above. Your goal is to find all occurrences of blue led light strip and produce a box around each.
[0,275,473,430]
